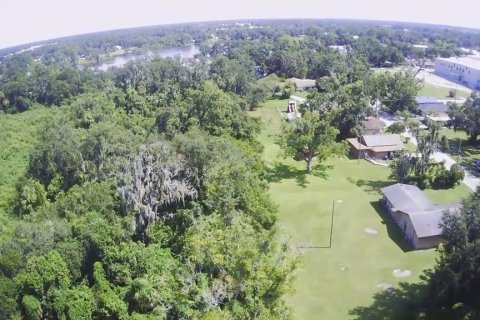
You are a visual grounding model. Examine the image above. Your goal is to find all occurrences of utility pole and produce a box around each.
[329,200,336,248]
[329,200,343,248]
[454,82,458,103]
[358,135,361,165]
[457,137,461,163]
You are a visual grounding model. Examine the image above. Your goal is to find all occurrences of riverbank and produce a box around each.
[95,44,200,71]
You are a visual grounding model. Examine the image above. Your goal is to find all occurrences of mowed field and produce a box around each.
[251,98,470,319]
[419,82,470,99]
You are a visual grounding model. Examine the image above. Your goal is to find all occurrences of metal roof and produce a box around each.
[436,56,480,70]
[407,210,444,238]
[416,96,441,104]
[286,78,316,89]
[347,138,403,153]
[427,115,451,122]
[362,134,402,147]
[381,183,460,238]
[419,104,448,114]
[381,183,434,212]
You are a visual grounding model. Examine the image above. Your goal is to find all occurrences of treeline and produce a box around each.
[0,55,298,318]
[0,27,418,113]
[0,23,207,66]
[3,19,479,73]
[1,18,478,114]
[0,55,104,111]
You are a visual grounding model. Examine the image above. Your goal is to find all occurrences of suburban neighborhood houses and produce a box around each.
[3,15,480,319]
[380,183,460,249]
[285,62,478,255]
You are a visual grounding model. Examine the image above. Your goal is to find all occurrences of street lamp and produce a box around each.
[329,199,344,248]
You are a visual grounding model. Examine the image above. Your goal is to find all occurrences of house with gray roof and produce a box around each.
[346,134,403,160]
[361,117,386,135]
[286,78,316,91]
[380,183,460,249]
[416,96,449,114]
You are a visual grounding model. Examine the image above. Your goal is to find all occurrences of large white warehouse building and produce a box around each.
[435,56,480,90]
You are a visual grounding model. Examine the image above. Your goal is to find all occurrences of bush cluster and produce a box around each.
[414,163,464,189]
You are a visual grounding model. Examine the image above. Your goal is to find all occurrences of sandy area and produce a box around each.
[392,269,412,278]
[364,227,379,235]
[376,283,394,290]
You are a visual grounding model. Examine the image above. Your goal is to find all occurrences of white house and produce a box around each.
[435,56,480,89]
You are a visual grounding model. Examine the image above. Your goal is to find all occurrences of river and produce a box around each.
[96,45,200,71]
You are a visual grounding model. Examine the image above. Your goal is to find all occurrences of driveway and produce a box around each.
[430,152,480,191]
[377,110,396,127]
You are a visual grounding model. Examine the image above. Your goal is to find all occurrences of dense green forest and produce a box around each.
[1,20,480,319]
[0,68,298,318]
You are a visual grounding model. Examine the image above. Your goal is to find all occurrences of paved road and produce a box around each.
[430,152,479,191]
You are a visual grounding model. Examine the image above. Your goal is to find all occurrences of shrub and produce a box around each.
[432,168,451,189]
[449,164,465,186]
[410,162,464,190]
[430,163,464,189]
[281,82,295,99]
[386,121,406,134]
[440,135,450,153]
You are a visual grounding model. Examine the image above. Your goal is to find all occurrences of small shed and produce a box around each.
[285,100,301,121]
[286,100,297,113]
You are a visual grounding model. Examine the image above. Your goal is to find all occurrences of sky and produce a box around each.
[1,0,480,49]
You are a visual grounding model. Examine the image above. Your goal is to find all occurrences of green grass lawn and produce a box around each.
[251,99,470,319]
[292,90,309,98]
[439,128,480,176]
[419,83,470,99]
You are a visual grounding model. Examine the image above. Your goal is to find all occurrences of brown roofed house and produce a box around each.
[347,134,403,160]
